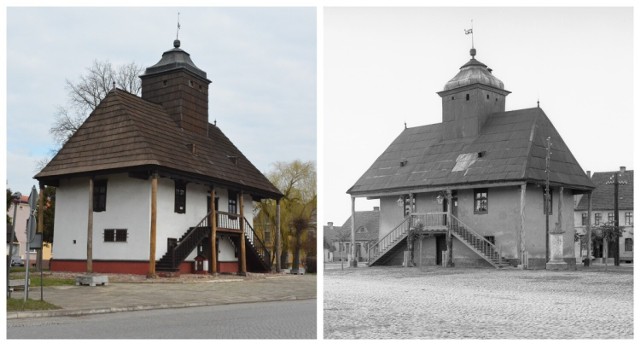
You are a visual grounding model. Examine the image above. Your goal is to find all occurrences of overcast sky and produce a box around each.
[323,7,635,226]
[2,3,637,235]
[5,6,316,197]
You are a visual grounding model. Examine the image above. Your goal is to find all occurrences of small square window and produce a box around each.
[104,229,127,243]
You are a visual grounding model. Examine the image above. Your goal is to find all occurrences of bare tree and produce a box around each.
[50,60,143,147]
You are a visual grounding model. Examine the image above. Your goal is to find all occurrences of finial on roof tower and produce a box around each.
[465,20,475,58]
[174,12,181,48]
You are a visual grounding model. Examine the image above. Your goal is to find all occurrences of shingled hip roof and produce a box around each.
[35,89,282,199]
[348,107,594,196]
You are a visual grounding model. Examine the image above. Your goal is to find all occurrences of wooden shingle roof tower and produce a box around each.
[348,47,594,196]
[36,39,282,200]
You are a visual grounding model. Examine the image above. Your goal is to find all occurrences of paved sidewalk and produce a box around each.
[8,273,316,319]
[324,264,633,339]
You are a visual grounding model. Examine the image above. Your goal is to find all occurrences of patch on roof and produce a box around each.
[452,152,479,172]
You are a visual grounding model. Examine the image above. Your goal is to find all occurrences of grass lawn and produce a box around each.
[9,268,75,286]
[7,298,61,311]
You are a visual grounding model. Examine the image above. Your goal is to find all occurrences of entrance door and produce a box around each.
[435,235,447,265]
[442,191,458,216]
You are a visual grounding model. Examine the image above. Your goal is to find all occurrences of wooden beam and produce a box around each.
[210,188,217,274]
[446,190,453,267]
[519,183,526,268]
[148,173,158,278]
[87,177,93,273]
[350,196,357,267]
[239,192,247,274]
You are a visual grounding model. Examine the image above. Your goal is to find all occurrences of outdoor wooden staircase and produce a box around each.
[368,213,506,268]
[449,215,507,269]
[156,212,212,273]
[242,219,272,272]
[155,211,272,273]
[367,216,411,266]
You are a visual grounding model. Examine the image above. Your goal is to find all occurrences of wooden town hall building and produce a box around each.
[35,39,283,276]
[348,46,594,269]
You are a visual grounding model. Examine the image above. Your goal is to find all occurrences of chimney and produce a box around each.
[373,206,380,211]
[328,222,333,228]
[620,166,626,174]
[586,170,591,178]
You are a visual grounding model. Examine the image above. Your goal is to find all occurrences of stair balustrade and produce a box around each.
[449,214,504,268]
[243,217,271,269]
[368,212,450,265]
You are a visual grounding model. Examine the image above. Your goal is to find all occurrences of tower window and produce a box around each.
[466,94,470,101]
[486,94,490,100]
[451,96,454,100]
[163,80,167,86]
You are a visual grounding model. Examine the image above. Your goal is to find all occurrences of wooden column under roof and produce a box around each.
[148,172,158,278]
[239,192,247,274]
[210,188,217,274]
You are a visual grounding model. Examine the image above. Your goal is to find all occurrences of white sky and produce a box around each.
[5,6,317,197]
[323,6,635,226]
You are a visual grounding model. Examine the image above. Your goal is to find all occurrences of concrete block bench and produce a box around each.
[75,275,109,287]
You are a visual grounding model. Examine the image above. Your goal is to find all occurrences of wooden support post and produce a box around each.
[239,192,247,274]
[210,188,217,274]
[350,196,357,267]
[519,183,527,268]
[87,177,94,273]
[276,199,281,273]
[148,173,158,278]
[446,190,453,267]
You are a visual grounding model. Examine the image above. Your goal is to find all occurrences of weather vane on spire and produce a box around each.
[465,20,475,57]
[176,12,181,40]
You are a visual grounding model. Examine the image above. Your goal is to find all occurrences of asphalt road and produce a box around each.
[8,299,317,339]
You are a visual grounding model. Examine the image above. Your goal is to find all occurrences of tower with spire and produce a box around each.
[140,39,211,137]
[437,47,511,139]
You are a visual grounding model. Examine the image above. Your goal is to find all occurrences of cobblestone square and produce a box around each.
[323,264,633,339]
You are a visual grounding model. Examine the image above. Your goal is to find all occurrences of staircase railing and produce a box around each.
[243,217,271,268]
[449,214,502,267]
[170,211,212,269]
[411,212,448,229]
[368,215,412,263]
[217,211,241,230]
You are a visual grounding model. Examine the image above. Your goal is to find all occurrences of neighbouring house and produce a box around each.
[347,46,594,270]
[6,195,32,260]
[325,207,380,262]
[574,168,633,263]
[35,38,283,276]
